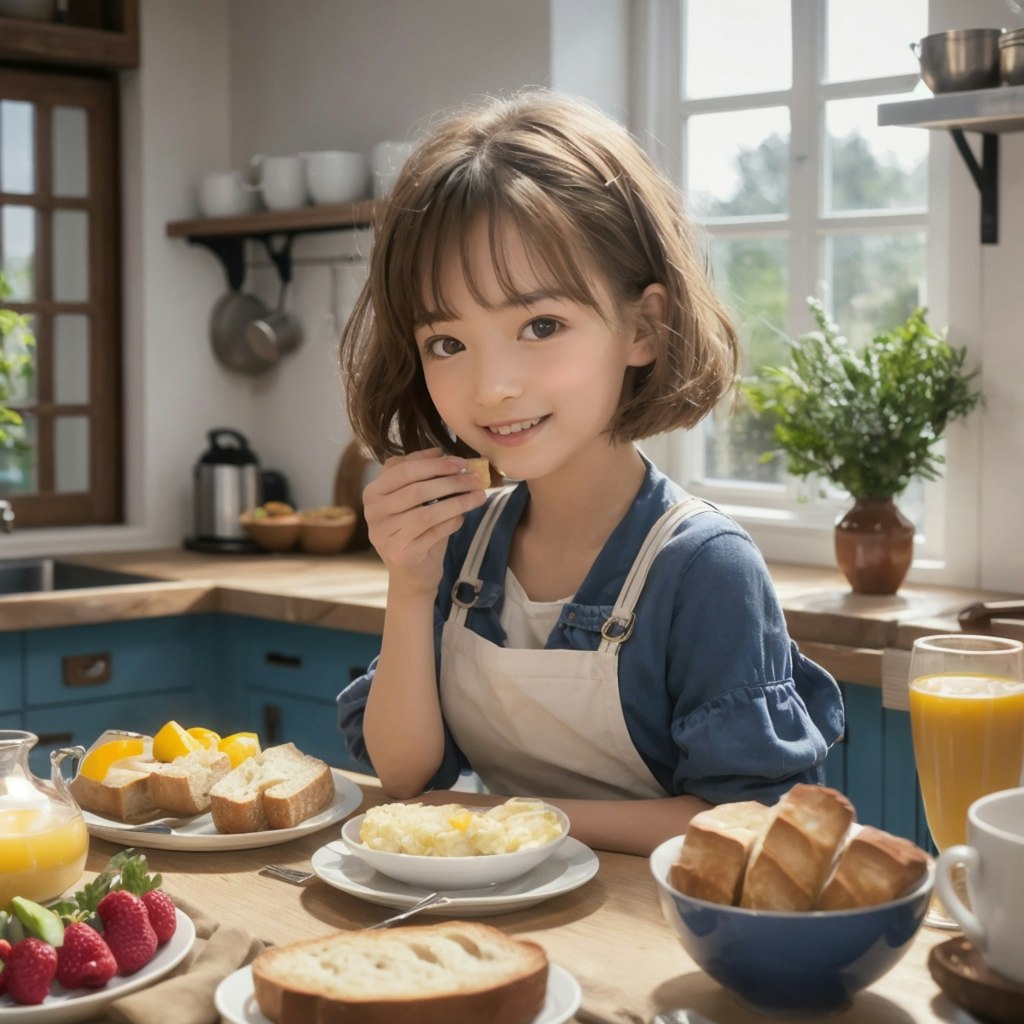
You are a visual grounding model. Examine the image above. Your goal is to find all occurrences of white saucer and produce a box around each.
[215,962,581,1024]
[310,836,598,916]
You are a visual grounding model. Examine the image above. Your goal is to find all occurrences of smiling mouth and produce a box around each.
[486,416,546,436]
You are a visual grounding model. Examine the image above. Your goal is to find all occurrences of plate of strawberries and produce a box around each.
[0,854,195,1022]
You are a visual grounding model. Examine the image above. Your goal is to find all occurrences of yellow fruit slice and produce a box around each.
[186,726,221,750]
[218,732,261,768]
[78,737,148,782]
[152,720,203,763]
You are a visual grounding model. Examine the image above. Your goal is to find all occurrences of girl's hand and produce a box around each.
[364,448,488,598]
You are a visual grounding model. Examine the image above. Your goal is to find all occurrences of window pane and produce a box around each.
[1,205,36,300]
[826,0,927,83]
[684,0,791,99]
[54,314,89,403]
[822,231,926,347]
[53,210,89,302]
[0,416,36,497]
[825,95,927,214]
[55,415,89,492]
[52,106,89,198]
[687,108,790,219]
[4,313,36,404]
[0,100,34,194]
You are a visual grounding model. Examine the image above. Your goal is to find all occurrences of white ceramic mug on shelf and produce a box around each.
[197,171,257,218]
[249,154,306,211]
[301,150,370,204]
[935,786,1024,984]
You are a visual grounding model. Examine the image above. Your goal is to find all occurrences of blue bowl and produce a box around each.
[649,834,934,1016]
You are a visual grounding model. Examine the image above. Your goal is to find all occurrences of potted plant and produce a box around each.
[0,271,35,492]
[739,298,983,594]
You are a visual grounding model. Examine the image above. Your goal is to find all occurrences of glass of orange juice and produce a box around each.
[909,634,1024,929]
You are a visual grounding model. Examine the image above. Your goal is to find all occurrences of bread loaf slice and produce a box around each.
[146,747,232,815]
[670,801,772,906]
[209,742,333,833]
[69,760,157,822]
[816,825,930,910]
[740,784,855,911]
[251,921,549,1024]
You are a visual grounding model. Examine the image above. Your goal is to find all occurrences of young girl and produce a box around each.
[337,89,844,856]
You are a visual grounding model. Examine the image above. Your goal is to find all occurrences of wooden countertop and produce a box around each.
[2,547,1022,688]
[81,773,971,1024]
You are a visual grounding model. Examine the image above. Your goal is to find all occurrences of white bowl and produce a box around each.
[301,150,370,205]
[340,804,570,890]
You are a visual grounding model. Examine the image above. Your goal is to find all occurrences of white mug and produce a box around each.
[250,154,306,211]
[936,786,1024,983]
[371,140,415,198]
[197,171,256,218]
[300,150,370,205]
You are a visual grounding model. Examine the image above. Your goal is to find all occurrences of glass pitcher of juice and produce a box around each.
[0,730,89,911]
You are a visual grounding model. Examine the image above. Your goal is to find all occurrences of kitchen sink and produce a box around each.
[0,558,161,596]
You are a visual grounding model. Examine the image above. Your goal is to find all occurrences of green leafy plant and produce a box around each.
[0,270,35,450]
[739,298,983,500]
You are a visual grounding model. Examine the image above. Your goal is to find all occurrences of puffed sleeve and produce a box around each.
[661,527,844,804]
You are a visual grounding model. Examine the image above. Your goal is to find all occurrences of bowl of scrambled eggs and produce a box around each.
[341,797,570,889]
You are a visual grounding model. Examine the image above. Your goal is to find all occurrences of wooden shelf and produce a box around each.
[0,1,138,70]
[166,199,379,290]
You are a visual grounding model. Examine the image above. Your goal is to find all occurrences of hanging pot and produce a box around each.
[209,290,278,374]
[244,280,303,362]
[834,497,914,595]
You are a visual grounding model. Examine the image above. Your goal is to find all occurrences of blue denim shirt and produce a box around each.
[338,457,845,805]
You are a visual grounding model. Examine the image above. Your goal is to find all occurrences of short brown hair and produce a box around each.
[340,89,738,461]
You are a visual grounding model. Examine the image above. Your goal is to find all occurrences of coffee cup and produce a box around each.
[936,786,1024,983]
[197,171,257,218]
[250,154,306,211]
[301,150,370,205]
[371,140,415,198]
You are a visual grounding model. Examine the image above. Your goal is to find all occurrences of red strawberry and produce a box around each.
[56,922,117,990]
[0,936,11,996]
[141,890,177,944]
[97,891,158,975]
[3,937,58,1005]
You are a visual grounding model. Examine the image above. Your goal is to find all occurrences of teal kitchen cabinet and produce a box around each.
[824,681,932,850]
[222,615,380,769]
[1,631,21,714]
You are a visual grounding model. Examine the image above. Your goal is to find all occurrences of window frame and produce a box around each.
[0,65,122,527]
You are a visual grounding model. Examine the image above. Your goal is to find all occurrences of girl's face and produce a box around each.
[414,220,659,484]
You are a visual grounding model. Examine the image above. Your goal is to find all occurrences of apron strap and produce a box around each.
[449,486,516,625]
[598,496,713,654]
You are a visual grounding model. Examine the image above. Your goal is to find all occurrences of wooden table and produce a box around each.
[82,774,970,1024]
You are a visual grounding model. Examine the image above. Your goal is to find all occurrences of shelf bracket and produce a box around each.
[188,236,247,290]
[950,128,998,245]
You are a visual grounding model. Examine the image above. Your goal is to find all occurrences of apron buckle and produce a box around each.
[451,578,482,608]
[600,612,635,643]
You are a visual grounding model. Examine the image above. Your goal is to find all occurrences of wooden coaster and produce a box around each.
[928,936,1024,1024]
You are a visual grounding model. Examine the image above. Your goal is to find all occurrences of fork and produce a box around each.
[260,864,315,884]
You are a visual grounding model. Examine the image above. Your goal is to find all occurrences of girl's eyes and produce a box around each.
[422,316,562,358]
[522,317,561,340]
[423,336,465,359]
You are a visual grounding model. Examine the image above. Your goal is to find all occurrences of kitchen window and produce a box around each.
[639,0,933,566]
[0,66,121,528]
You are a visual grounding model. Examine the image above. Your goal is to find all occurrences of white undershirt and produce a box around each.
[500,569,573,650]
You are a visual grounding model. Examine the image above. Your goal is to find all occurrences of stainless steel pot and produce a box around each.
[209,290,277,374]
[192,428,261,544]
[1001,28,1024,84]
[912,29,1003,93]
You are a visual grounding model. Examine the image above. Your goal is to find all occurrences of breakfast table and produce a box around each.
[78,771,973,1024]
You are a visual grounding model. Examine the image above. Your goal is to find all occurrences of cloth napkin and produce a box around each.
[106,891,265,1024]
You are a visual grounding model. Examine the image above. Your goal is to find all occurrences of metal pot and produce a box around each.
[209,290,278,374]
[912,29,1003,93]
[192,428,261,544]
[1001,29,1024,84]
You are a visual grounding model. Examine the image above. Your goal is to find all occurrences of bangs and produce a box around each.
[401,169,612,329]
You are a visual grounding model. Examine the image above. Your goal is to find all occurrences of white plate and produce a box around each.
[83,769,363,851]
[215,961,581,1024]
[310,835,598,916]
[0,909,195,1023]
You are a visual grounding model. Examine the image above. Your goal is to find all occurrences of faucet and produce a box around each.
[0,499,13,533]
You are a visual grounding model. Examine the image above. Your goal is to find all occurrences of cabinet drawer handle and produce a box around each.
[265,652,302,669]
[263,703,280,743]
[62,652,112,687]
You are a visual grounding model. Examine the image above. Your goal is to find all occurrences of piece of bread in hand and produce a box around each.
[465,457,491,488]
[670,801,772,906]
[740,784,855,911]
[209,742,333,833]
[146,746,232,815]
[816,825,930,910]
[251,921,549,1024]
[69,758,158,822]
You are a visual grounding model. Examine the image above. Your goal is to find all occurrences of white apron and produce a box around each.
[439,489,711,799]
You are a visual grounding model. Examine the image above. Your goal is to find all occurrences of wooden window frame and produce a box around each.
[0,65,122,527]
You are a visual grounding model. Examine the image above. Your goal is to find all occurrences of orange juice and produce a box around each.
[0,804,89,910]
[910,673,1024,851]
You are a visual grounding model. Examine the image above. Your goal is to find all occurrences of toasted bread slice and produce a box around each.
[251,921,548,1024]
[816,825,930,909]
[146,747,232,815]
[70,760,158,822]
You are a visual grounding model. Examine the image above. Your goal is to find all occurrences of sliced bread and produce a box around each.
[69,758,158,822]
[209,742,333,833]
[146,747,232,815]
[251,921,549,1024]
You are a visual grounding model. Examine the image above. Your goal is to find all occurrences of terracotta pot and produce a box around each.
[834,497,914,595]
